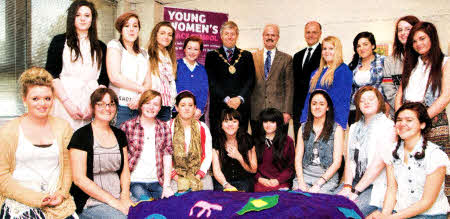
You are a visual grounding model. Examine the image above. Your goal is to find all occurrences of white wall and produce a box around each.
[114,0,161,49]
[158,0,450,62]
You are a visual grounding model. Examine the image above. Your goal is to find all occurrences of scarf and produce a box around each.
[172,115,202,191]
[349,113,383,182]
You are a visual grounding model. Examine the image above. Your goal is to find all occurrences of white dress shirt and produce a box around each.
[302,42,320,67]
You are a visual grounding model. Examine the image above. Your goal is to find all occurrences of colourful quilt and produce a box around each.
[128,190,363,219]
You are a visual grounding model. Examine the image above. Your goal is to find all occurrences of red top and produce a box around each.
[254,136,295,192]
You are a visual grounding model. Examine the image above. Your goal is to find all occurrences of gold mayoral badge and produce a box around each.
[228,66,236,74]
[215,49,242,74]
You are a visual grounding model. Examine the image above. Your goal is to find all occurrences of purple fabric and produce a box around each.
[128,190,363,218]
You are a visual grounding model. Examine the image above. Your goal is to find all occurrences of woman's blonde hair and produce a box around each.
[19,67,54,97]
[309,36,343,92]
[147,21,177,78]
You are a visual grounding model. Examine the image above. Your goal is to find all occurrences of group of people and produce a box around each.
[0,0,448,218]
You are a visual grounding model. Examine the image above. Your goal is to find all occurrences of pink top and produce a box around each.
[51,34,101,130]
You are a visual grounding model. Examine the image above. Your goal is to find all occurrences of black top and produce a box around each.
[45,33,109,86]
[213,133,253,182]
[68,123,127,213]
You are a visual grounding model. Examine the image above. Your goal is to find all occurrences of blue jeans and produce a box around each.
[157,106,172,122]
[79,203,127,219]
[130,182,163,201]
[335,183,377,216]
[116,105,138,128]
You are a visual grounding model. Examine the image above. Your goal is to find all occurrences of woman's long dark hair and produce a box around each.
[255,108,288,170]
[392,102,431,160]
[392,15,420,60]
[402,22,444,95]
[348,31,376,71]
[66,0,102,69]
[214,108,252,167]
[303,90,335,142]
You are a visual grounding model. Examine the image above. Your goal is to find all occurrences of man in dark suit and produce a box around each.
[205,21,255,137]
[293,21,322,139]
[250,24,293,134]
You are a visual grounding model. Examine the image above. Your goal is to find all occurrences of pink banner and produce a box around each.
[164,7,228,65]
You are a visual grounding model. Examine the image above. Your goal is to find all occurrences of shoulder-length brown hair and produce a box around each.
[147,21,177,78]
[354,86,385,121]
[90,88,119,118]
[402,22,444,96]
[115,12,141,54]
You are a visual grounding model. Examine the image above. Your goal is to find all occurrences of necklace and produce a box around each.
[215,49,243,74]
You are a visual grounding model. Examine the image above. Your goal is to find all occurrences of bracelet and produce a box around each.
[320,176,327,182]
[351,187,361,195]
[222,182,229,187]
[343,184,352,189]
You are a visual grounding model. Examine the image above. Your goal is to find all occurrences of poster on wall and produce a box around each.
[164,7,228,65]
[375,43,390,56]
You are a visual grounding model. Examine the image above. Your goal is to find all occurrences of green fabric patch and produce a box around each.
[236,195,279,215]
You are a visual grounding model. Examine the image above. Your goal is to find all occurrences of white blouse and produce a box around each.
[108,40,149,106]
[404,57,448,102]
[385,140,450,215]
[347,114,396,207]
[354,69,372,86]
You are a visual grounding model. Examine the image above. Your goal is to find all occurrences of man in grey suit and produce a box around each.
[250,24,294,134]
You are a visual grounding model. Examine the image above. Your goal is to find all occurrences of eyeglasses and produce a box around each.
[96,102,116,109]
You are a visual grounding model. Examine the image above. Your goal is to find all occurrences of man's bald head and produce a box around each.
[304,21,322,46]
